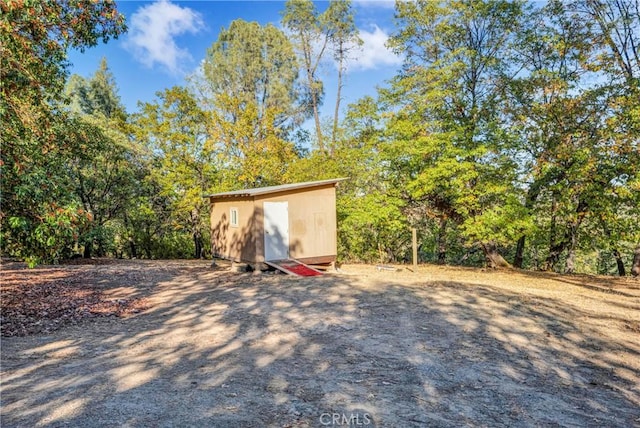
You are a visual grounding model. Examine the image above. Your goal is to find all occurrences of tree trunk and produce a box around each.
[565,249,576,274]
[311,79,324,152]
[544,198,588,271]
[83,241,92,259]
[564,228,578,274]
[544,241,564,272]
[544,197,559,271]
[123,213,136,259]
[436,218,447,264]
[129,237,137,259]
[513,235,525,268]
[194,232,203,259]
[332,43,344,151]
[191,208,203,259]
[613,249,626,276]
[482,242,511,269]
[631,245,640,278]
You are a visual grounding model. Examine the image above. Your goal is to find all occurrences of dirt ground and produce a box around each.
[1,259,639,427]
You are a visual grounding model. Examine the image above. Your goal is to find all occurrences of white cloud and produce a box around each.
[346,25,403,72]
[125,0,204,75]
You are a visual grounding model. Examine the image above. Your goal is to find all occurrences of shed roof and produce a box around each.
[206,178,347,199]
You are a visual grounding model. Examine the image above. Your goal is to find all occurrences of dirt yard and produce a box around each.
[1,260,639,427]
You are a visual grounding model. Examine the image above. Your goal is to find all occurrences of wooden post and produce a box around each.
[412,228,418,269]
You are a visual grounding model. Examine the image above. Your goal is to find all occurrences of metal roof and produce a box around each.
[205,178,347,199]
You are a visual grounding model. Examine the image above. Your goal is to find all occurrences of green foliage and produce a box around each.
[62,59,137,258]
[1,0,126,142]
[133,86,218,258]
[1,0,126,265]
[503,0,640,271]
[459,195,534,246]
[2,112,101,264]
[66,57,127,120]
[3,0,636,276]
[197,20,303,189]
[383,0,526,265]
[201,20,303,131]
[7,203,90,267]
[338,192,408,263]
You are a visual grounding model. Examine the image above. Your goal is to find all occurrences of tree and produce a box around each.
[575,0,640,274]
[506,0,640,272]
[66,57,127,120]
[282,0,329,151]
[572,0,639,85]
[323,0,362,148]
[200,20,304,130]
[198,19,302,188]
[385,0,527,267]
[4,117,94,265]
[134,86,219,258]
[60,59,134,258]
[64,60,136,258]
[1,0,126,142]
[506,0,596,269]
[71,119,136,258]
[1,0,126,265]
[281,0,362,152]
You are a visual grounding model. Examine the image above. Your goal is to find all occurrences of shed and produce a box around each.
[207,178,346,268]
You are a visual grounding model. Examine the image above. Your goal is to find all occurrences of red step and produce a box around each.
[265,259,323,276]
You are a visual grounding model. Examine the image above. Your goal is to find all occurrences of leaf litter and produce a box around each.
[1,261,150,337]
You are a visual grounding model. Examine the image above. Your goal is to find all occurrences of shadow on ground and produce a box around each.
[1,260,639,427]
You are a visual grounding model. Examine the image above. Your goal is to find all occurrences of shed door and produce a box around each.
[264,201,289,261]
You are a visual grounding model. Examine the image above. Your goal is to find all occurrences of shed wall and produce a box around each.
[209,183,338,264]
[210,197,257,262]
[255,185,337,263]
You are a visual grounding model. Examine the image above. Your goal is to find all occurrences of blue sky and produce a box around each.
[68,0,402,118]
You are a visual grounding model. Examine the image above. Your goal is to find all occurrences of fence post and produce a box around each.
[412,228,418,269]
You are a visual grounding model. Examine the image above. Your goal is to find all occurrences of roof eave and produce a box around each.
[204,177,347,199]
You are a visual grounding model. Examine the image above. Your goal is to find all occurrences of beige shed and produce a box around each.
[207,178,345,268]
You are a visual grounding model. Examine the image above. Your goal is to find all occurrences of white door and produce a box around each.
[264,201,289,261]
